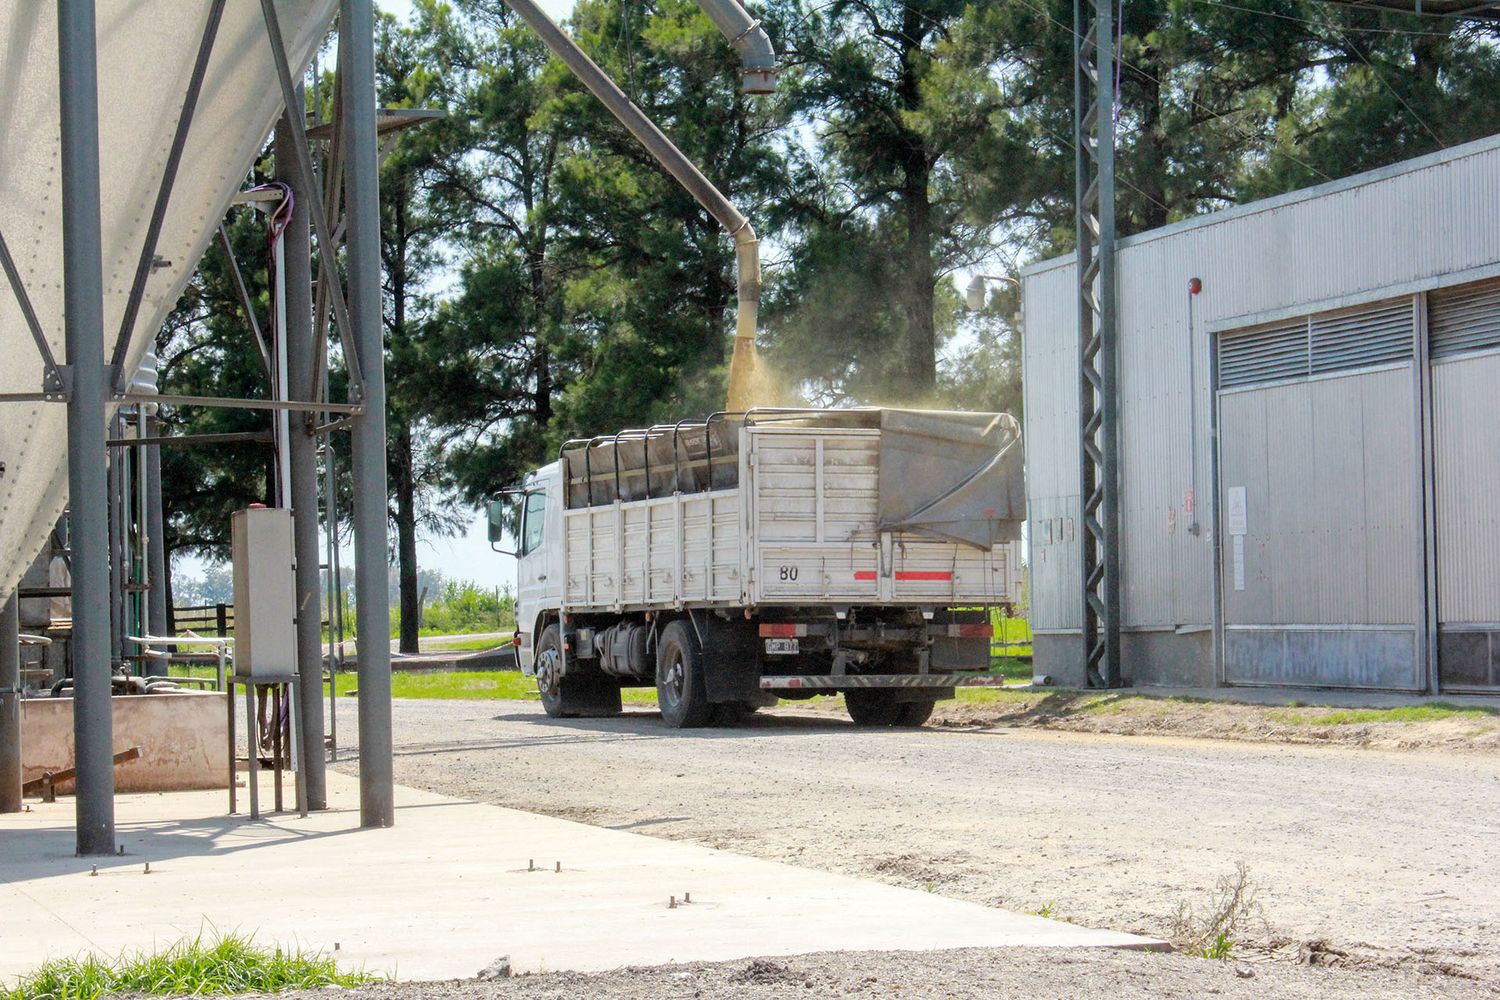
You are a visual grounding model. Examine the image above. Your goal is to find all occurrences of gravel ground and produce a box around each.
[329,698,1500,985]
[285,947,1498,999]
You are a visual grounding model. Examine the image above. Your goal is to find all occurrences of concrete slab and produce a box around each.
[0,774,1161,982]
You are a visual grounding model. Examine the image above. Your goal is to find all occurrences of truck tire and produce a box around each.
[656,620,713,728]
[844,689,902,726]
[536,624,622,718]
[710,702,747,726]
[895,699,936,727]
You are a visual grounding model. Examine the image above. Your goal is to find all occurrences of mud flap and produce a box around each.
[556,671,623,717]
[688,610,763,704]
[930,608,989,672]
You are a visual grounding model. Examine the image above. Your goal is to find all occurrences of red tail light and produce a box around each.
[759,623,806,637]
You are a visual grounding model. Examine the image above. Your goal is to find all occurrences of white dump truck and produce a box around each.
[488,408,1025,727]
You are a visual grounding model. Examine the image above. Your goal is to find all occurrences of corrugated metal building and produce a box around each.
[1021,135,1500,692]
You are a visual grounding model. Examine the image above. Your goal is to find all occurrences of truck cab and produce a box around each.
[489,462,564,675]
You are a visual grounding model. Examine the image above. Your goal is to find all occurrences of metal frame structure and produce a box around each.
[0,0,395,853]
[1073,0,1122,688]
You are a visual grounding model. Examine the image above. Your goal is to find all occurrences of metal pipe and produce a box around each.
[58,0,117,855]
[141,408,167,674]
[280,102,329,810]
[691,0,778,93]
[323,425,343,761]
[500,0,761,411]
[0,227,65,390]
[110,429,274,448]
[108,414,125,667]
[117,393,363,415]
[1,592,20,813]
[217,225,274,378]
[341,0,395,829]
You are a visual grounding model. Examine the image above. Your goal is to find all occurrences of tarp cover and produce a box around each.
[876,409,1025,549]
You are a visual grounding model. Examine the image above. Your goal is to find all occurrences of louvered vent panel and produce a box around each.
[1218,321,1308,389]
[1430,279,1500,359]
[1310,301,1413,375]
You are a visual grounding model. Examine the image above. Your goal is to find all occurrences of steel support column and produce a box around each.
[1,592,20,813]
[1074,0,1122,687]
[340,0,395,827]
[278,101,328,810]
[58,0,117,854]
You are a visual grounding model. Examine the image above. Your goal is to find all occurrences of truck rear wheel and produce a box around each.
[536,624,621,718]
[896,699,936,726]
[844,689,902,726]
[656,620,713,729]
[845,690,936,727]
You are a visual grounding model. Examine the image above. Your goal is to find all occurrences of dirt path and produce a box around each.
[331,699,1500,982]
[287,947,1499,999]
[922,690,1500,754]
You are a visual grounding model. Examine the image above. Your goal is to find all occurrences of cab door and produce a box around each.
[515,489,548,670]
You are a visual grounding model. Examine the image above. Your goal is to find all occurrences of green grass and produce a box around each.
[1275,702,1498,726]
[419,635,515,652]
[5,933,374,1000]
[1198,932,1235,960]
[987,613,1033,679]
[328,669,659,704]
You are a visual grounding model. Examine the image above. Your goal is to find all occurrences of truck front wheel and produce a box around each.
[656,620,713,729]
[536,624,621,718]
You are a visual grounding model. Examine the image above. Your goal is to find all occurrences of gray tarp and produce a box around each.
[876,409,1026,549]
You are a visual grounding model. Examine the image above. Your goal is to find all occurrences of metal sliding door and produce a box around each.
[1216,299,1423,689]
[1428,279,1500,691]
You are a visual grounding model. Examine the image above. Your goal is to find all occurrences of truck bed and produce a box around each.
[560,410,1023,611]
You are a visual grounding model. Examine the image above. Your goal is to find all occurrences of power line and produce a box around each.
[1187,0,1464,36]
[1310,5,1447,145]
[1007,0,1335,181]
[1301,0,1500,19]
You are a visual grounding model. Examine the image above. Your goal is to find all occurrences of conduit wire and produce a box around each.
[1006,0,1336,182]
[1186,0,1466,37]
[1310,5,1447,147]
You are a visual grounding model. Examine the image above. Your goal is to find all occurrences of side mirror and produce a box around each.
[487,499,516,556]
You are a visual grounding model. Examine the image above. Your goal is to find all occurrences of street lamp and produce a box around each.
[964,273,1020,311]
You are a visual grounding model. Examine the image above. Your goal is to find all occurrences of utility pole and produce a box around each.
[1074,0,1122,688]
[58,0,117,855]
[340,0,395,827]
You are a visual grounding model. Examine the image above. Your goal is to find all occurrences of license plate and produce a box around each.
[764,638,800,655]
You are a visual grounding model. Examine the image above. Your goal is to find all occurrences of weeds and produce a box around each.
[1200,932,1235,960]
[1171,862,1264,960]
[5,933,375,1000]
[1034,901,1057,919]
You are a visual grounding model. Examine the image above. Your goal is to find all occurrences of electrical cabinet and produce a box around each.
[231,507,296,678]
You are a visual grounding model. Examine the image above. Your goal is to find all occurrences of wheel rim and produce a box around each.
[660,649,685,709]
[535,648,561,696]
